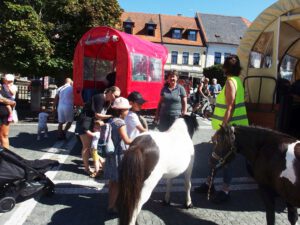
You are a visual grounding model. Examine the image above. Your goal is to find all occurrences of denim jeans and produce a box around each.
[222,162,233,186]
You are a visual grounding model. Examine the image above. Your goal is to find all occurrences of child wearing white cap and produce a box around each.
[104,97,132,214]
[1,74,17,122]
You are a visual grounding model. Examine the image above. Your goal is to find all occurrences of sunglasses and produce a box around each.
[112,92,120,98]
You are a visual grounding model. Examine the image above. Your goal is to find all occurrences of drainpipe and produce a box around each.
[204,46,208,68]
[159,14,163,44]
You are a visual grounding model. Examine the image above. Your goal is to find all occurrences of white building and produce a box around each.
[196,13,251,67]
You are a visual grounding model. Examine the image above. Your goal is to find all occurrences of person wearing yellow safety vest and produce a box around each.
[194,54,249,203]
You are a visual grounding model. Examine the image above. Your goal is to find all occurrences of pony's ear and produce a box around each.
[219,124,226,132]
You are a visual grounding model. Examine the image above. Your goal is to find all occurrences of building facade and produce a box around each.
[196,13,250,67]
[120,12,251,77]
[121,12,206,79]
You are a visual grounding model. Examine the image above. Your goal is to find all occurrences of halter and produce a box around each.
[207,128,237,200]
[211,145,237,170]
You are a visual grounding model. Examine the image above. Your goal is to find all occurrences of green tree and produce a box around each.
[0,0,123,78]
[203,64,226,87]
[0,1,52,75]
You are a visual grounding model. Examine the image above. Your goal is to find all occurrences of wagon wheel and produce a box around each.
[0,197,16,213]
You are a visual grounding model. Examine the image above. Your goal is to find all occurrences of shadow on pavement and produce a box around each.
[9,130,74,152]
[37,191,218,225]
[38,193,107,225]
[34,188,289,225]
[192,190,287,213]
[143,198,218,225]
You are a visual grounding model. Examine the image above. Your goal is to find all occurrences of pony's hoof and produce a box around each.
[185,203,194,209]
[162,199,171,206]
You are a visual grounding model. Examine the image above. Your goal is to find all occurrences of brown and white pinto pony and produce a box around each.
[118,115,198,225]
[211,125,299,225]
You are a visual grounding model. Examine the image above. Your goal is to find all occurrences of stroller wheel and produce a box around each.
[0,197,16,213]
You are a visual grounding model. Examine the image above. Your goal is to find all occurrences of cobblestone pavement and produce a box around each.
[0,119,297,225]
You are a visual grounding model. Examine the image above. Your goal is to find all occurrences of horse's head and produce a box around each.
[182,114,199,138]
[210,124,237,169]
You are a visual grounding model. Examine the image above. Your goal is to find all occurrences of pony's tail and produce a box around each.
[118,147,144,225]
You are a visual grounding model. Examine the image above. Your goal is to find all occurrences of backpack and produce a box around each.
[98,122,115,156]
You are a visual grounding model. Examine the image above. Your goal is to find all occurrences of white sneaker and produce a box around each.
[37,136,40,141]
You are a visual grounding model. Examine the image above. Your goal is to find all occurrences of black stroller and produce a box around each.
[0,147,58,212]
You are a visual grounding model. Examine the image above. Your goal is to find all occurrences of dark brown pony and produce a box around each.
[211,125,300,225]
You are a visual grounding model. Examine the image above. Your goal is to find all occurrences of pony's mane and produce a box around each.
[236,125,296,140]
[183,114,199,137]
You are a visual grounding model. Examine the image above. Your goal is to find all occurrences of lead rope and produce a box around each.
[207,168,215,201]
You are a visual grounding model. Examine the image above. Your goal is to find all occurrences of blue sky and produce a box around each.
[118,0,278,22]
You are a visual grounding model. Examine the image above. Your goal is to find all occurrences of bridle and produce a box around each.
[211,144,237,169]
[211,130,237,170]
[207,127,237,200]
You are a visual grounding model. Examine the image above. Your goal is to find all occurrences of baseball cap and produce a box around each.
[127,91,146,105]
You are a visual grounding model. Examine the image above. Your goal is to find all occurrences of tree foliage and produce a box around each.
[203,64,226,87]
[0,0,123,78]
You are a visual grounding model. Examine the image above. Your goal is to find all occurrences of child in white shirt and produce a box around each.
[86,120,105,178]
[125,92,148,140]
[37,106,49,140]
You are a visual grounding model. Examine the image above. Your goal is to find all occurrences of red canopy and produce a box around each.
[73,26,168,109]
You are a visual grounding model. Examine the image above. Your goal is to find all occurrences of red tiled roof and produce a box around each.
[242,17,252,27]
[160,14,203,46]
[120,12,204,46]
[121,12,162,43]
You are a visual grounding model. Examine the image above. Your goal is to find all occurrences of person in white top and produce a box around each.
[1,74,17,122]
[125,91,148,140]
[86,120,105,178]
[37,106,49,140]
[54,78,74,140]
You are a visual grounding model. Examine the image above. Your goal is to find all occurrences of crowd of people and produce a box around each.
[0,54,249,213]
[192,76,222,118]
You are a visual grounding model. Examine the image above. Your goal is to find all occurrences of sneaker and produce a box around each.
[194,182,215,194]
[37,136,40,141]
[211,191,230,204]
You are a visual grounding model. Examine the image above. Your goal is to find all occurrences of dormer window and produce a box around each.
[188,30,197,41]
[172,29,182,39]
[123,17,134,34]
[146,19,157,36]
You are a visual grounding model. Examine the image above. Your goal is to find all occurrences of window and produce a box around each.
[147,25,155,36]
[188,30,197,41]
[171,51,178,64]
[172,29,182,39]
[214,52,222,65]
[193,53,200,65]
[84,57,113,81]
[280,55,298,82]
[124,23,133,34]
[131,53,162,82]
[182,52,189,65]
[249,32,274,69]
